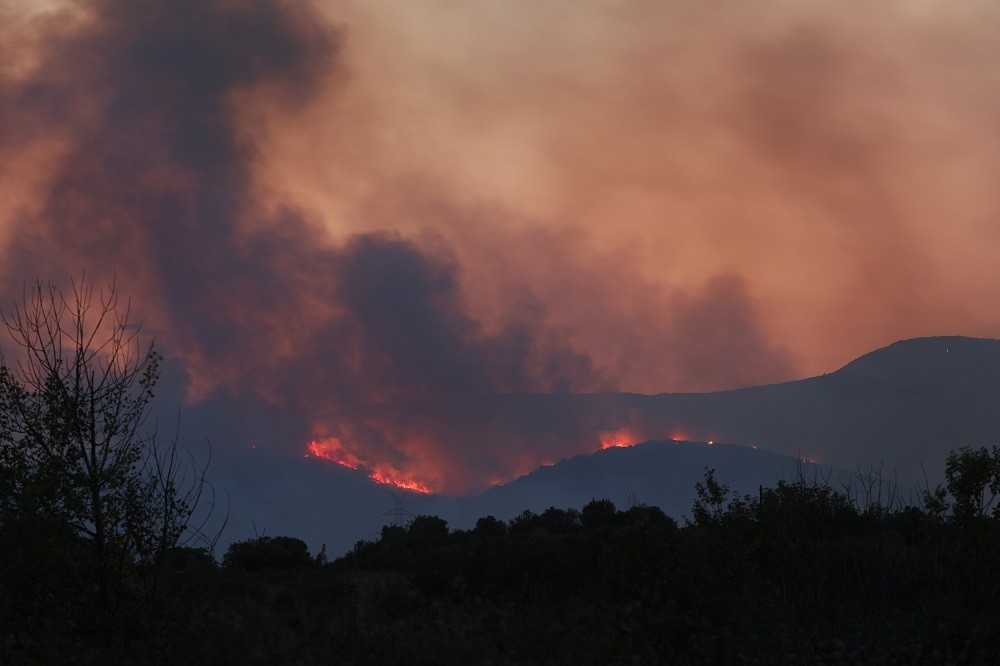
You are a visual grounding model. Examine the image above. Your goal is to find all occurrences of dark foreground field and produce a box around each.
[5,449,1000,664]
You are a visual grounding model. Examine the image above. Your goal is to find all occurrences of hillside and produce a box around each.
[632,336,1000,483]
[315,336,1000,492]
[451,440,858,527]
[211,336,1000,555]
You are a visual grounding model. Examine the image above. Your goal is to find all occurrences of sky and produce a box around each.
[2,0,1000,494]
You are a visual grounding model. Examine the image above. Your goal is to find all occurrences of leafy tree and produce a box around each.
[473,514,507,536]
[0,279,207,637]
[943,445,1000,521]
[222,535,314,570]
[581,498,617,529]
[538,506,581,534]
[408,514,450,546]
[509,508,540,534]
[690,467,740,526]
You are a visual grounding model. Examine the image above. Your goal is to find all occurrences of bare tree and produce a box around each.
[0,278,208,632]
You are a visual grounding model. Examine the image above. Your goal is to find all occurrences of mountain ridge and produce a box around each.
[230,336,1000,555]
[314,336,1000,493]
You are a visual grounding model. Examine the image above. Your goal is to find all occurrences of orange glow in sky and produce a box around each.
[599,430,635,450]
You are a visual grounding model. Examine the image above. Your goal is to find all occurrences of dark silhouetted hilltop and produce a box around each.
[461,440,855,525]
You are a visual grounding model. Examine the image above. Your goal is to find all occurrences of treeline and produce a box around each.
[7,449,1000,663]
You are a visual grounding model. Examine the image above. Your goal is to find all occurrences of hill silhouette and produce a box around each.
[632,336,1000,483]
[458,440,859,526]
[212,336,1000,555]
[316,336,1000,494]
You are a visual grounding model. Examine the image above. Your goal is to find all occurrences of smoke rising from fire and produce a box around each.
[0,0,610,406]
[3,1,1000,493]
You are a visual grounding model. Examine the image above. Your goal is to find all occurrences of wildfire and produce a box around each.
[307,437,433,494]
[368,470,432,494]
[308,438,363,469]
[599,430,635,450]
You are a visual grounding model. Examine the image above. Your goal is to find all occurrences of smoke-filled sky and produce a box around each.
[3,0,1000,493]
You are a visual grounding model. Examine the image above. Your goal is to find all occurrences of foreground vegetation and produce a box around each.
[3,281,1000,663]
[5,447,1000,663]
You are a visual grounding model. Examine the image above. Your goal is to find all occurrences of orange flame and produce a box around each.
[307,437,433,494]
[308,437,363,469]
[307,421,720,494]
[368,469,432,494]
[599,430,635,449]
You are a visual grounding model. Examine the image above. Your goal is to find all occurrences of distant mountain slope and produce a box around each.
[256,336,1000,555]
[453,440,857,526]
[631,336,1000,483]
[838,336,1000,384]
[316,336,1000,490]
[213,437,893,557]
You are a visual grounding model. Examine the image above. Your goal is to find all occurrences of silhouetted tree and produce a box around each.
[408,514,449,543]
[942,445,1000,521]
[0,279,207,641]
[539,506,580,534]
[582,498,617,529]
[474,515,507,536]
[222,535,314,570]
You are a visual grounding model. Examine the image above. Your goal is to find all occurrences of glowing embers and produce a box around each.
[307,437,432,494]
[599,430,635,450]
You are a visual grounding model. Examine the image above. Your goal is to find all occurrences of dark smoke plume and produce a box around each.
[1,0,822,493]
[0,0,619,491]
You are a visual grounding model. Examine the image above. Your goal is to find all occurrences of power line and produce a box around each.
[381,491,414,528]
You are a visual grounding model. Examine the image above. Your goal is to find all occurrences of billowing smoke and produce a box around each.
[4,1,999,493]
[0,0,603,399]
[0,0,345,400]
[0,0,622,493]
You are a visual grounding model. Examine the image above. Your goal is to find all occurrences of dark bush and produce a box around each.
[222,536,314,570]
[582,498,617,529]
